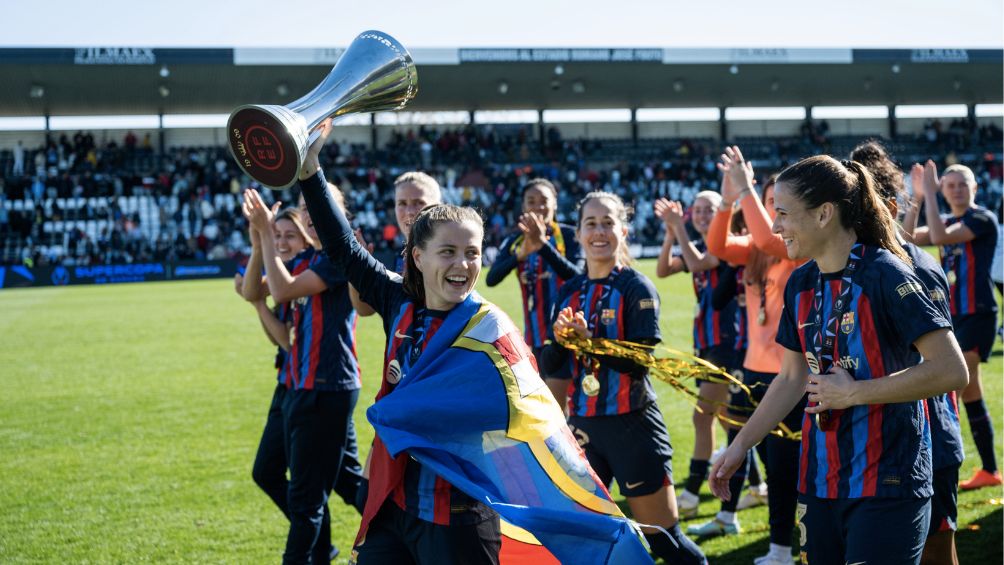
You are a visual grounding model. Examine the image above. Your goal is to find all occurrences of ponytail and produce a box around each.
[842,160,910,264]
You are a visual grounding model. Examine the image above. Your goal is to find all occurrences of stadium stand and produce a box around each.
[0,120,1001,267]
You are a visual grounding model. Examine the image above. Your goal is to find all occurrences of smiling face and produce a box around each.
[577,197,628,267]
[523,185,556,223]
[412,220,483,310]
[771,181,827,261]
[941,171,976,212]
[273,217,307,262]
[690,196,718,235]
[396,181,438,238]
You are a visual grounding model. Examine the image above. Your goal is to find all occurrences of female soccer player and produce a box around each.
[697,153,803,565]
[710,151,968,565]
[541,191,707,565]
[243,185,364,565]
[852,141,964,565]
[486,178,582,360]
[905,161,1001,490]
[297,123,502,564]
[240,207,311,527]
[653,192,741,517]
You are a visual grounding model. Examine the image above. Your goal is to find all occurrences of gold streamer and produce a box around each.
[558,335,801,441]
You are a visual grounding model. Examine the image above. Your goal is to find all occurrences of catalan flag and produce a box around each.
[365,293,653,565]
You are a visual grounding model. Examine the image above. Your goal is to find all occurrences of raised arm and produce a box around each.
[706,207,752,266]
[654,199,685,278]
[297,119,401,313]
[919,160,977,246]
[240,217,268,301]
[718,145,788,259]
[661,199,720,273]
[485,234,519,287]
[900,163,926,244]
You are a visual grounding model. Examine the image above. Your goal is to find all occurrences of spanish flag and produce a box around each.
[364,293,652,564]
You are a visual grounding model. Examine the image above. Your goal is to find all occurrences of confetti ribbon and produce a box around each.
[558,334,801,441]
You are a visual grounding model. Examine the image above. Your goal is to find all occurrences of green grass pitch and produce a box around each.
[1,258,1000,563]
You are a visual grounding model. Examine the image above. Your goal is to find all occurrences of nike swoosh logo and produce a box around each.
[394,331,412,340]
[846,562,867,565]
[625,481,645,490]
[799,322,816,329]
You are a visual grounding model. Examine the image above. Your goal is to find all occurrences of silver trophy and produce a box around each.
[227,30,417,189]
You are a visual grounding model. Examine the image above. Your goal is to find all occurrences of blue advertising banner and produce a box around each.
[0,260,239,290]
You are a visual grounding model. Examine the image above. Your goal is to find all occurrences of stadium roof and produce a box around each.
[0,47,1000,117]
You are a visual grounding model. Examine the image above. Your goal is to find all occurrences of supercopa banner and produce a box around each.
[0,259,239,289]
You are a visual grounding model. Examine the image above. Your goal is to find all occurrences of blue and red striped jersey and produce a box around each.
[549,267,661,417]
[486,224,581,349]
[283,247,361,392]
[777,246,951,499]
[684,240,738,351]
[905,242,965,471]
[939,207,999,316]
[380,302,494,525]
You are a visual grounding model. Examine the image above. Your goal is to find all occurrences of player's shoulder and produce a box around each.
[617,266,658,296]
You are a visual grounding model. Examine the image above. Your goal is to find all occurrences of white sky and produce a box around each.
[2,0,1001,48]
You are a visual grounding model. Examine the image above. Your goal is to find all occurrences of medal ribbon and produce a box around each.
[811,243,863,431]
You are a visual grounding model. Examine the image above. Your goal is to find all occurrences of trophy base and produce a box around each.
[227,105,307,189]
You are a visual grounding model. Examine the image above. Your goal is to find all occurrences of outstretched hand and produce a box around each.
[909,163,925,204]
[516,212,547,259]
[243,189,281,233]
[298,118,335,180]
[654,198,685,230]
[717,145,755,204]
[922,160,941,198]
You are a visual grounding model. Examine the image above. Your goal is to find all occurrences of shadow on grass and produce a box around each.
[615,499,785,565]
[957,507,1002,565]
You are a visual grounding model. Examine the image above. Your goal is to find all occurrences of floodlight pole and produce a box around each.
[158,114,165,160]
[887,105,897,138]
[630,108,638,147]
[718,107,727,142]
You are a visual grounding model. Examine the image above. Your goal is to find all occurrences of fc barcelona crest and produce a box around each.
[601,308,616,325]
[840,311,855,334]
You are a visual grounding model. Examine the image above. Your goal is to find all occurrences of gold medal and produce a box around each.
[694,302,701,319]
[757,306,767,325]
[947,270,957,286]
[581,372,601,397]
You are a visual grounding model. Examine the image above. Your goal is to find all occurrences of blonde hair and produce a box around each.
[943,164,977,187]
[394,171,442,202]
[693,190,723,209]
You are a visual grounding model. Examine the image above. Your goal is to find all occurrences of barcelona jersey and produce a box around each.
[683,240,738,351]
[283,247,361,392]
[940,207,999,316]
[549,267,661,417]
[486,223,581,349]
[777,246,951,499]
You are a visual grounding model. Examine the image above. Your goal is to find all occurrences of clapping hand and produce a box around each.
[552,307,592,345]
[717,145,756,205]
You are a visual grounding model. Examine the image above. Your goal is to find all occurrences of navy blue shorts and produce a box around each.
[953,312,996,362]
[353,500,500,565]
[568,402,674,497]
[797,494,930,565]
[728,368,772,418]
[696,345,742,387]
[929,464,960,535]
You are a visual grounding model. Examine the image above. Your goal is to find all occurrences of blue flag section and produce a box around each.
[367,293,653,565]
